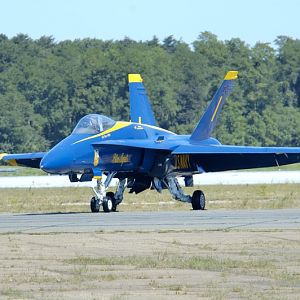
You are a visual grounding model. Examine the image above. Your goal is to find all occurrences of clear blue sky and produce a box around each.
[1,0,300,46]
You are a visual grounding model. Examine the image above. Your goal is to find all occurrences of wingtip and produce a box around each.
[0,153,7,161]
[224,71,238,80]
[128,74,143,83]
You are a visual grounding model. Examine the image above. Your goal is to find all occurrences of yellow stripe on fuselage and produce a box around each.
[74,121,131,144]
[211,96,223,122]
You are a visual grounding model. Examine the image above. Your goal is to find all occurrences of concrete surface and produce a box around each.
[1,209,299,233]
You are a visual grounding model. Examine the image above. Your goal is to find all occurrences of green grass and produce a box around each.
[64,248,300,290]
[0,288,26,298]
[1,230,299,300]
[241,162,300,171]
[0,165,45,176]
[66,253,293,285]
[0,184,299,213]
[65,254,274,273]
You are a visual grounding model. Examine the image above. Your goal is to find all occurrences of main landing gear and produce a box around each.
[191,190,205,210]
[163,176,205,210]
[90,173,126,213]
[90,174,205,212]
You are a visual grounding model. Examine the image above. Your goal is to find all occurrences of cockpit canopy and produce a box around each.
[72,114,116,134]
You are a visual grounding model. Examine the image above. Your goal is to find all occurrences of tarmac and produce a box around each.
[0,209,299,233]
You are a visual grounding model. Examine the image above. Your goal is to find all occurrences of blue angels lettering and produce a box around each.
[1,72,300,212]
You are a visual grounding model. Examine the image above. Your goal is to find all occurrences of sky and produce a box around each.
[1,0,300,46]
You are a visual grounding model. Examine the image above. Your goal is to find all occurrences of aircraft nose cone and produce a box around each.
[40,155,55,173]
[40,149,72,174]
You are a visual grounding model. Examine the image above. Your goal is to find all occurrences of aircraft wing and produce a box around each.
[0,152,46,168]
[172,145,300,172]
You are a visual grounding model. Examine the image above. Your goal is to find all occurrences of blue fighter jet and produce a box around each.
[1,71,300,212]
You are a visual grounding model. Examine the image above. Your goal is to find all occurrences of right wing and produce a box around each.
[128,74,157,126]
[0,152,46,168]
[172,144,300,172]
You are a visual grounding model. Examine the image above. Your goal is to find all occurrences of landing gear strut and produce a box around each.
[90,173,126,213]
[164,176,192,203]
[164,176,205,210]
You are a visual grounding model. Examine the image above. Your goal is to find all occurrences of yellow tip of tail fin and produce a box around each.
[128,74,143,83]
[0,153,7,160]
[224,71,238,80]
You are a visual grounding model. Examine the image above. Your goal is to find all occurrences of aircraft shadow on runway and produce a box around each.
[17,211,93,216]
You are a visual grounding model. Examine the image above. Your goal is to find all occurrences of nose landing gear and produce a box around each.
[90,173,126,213]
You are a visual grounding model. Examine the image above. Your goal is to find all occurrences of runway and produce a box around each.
[0,209,299,233]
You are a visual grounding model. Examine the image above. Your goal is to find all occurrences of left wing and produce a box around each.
[172,145,300,172]
[0,152,46,168]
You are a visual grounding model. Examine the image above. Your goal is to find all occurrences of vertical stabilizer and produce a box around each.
[128,74,156,126]
[190,71,238,142]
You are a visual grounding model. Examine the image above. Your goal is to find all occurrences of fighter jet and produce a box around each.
[1,72,300,212]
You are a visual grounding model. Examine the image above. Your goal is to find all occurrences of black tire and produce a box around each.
[192,190,205,210]
[106,192,117,212]
[90,197,100,213]
[103,197,113,213]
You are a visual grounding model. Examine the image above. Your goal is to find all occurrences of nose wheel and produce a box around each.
[90,175,126,213]
[90,197,100,213]
[102,192,117,212]
[90,193,117,213]
[102,198,113,212]
[106,192,117,212]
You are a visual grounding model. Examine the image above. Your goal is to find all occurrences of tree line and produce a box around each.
[0,32,300,153]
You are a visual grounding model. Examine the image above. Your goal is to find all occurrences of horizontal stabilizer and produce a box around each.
[190,71,238,142]
[128,74,157,126]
